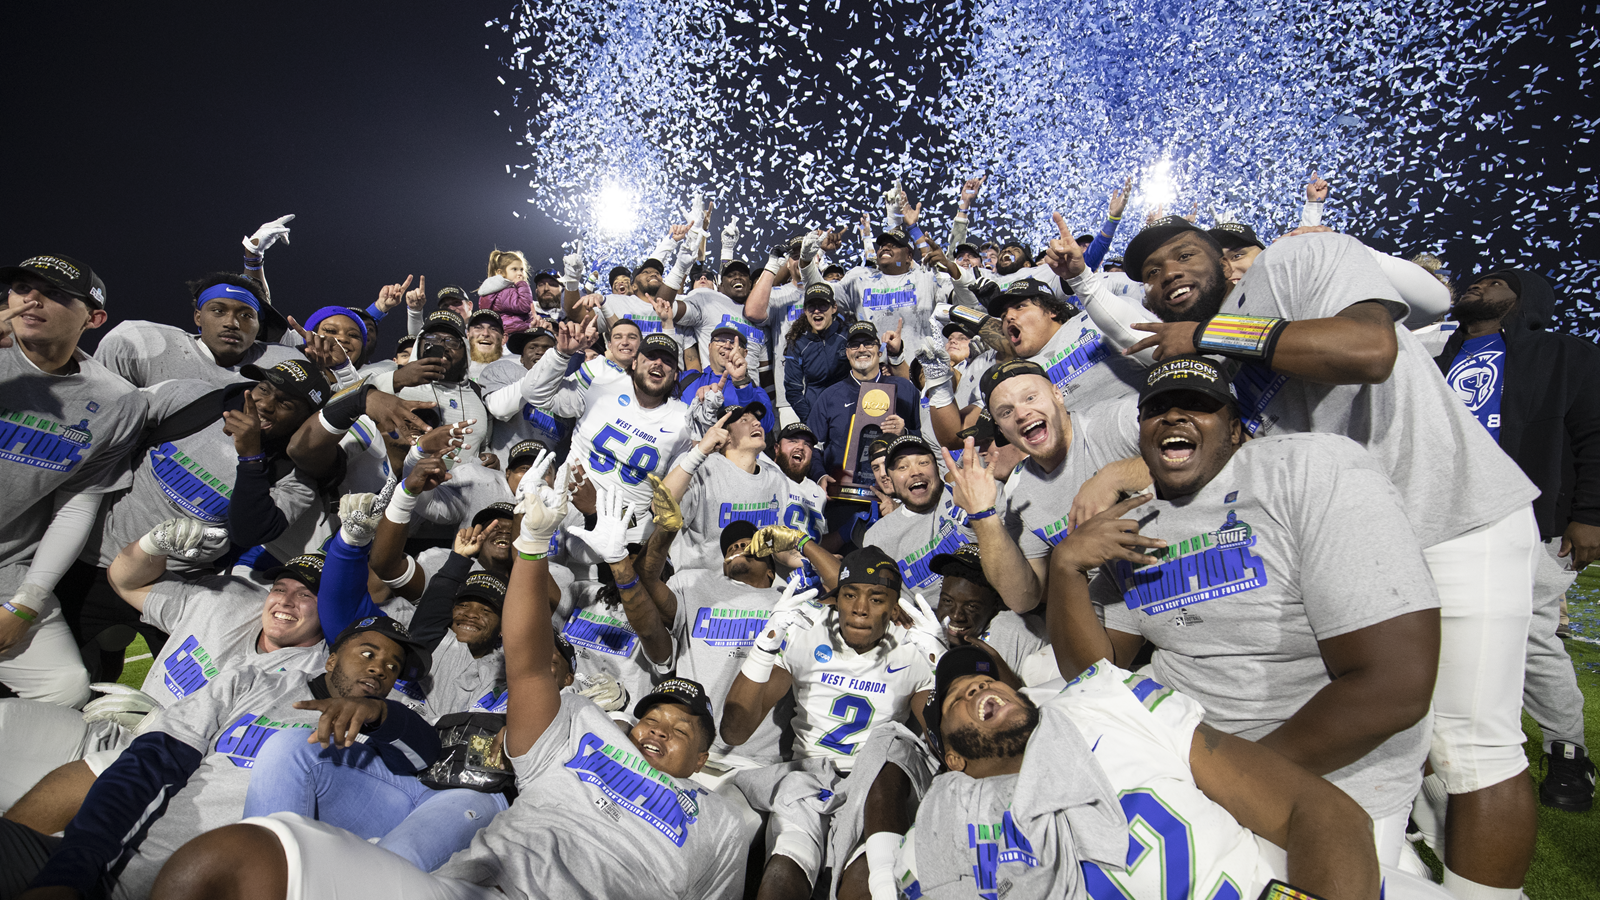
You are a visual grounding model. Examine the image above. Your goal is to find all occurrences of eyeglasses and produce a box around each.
[422,334,465,349]
[8,281,74,305]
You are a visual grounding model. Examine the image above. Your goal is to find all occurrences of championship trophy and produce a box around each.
[827,381,897,504]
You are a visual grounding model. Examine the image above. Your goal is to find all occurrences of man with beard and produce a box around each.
[522,328,692,513]
[465,309,508,382]
[0,539,329,834]
[897,645,1430,900]
[774,422,829,546]
[661,401,789,572]
[0,616,435,899]
[941,359,1141,612]
[1053,354,1441,871]
[806,322,919,481]
[1434,269,1599,814]
[529,269,565,325]
[862,435,977,599]
[369,309,493,460]
[677,325,776,436]
[1118,217,1540,897]
[95,273,299,388]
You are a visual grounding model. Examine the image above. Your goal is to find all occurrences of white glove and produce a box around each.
[574,672,628,712]
[512,451,566,555]
[720,216,741,262]
[138,517,227,560]
[799,231,824,265]
[754,574,824,655]
[82,683,161,729]
[916,338,953,390]
[561,241,586,292]
[899,592,947,664]
[566,483,637,565]
[664,228,707,291]
[338,492,383,547]
[882,182,905,227]
[690,383,726,429]
[649,231,680,266]
[682,191,706,230]
[242,214,294,256]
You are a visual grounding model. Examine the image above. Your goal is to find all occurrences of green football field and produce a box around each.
[116,581,1600,897]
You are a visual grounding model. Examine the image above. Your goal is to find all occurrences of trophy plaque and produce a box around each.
[828,381,897,504]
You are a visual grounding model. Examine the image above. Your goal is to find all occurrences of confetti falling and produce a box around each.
[488,1,1599,334]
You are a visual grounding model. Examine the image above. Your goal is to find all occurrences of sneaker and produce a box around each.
[1540,741,1596,812]
[1555,622,1572,639]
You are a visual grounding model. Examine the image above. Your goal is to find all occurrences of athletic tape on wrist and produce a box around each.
[384,485,419,525]
[380,555,418,589]
[1193,313,1288,363]
[740,646,779,684]
[679,446,709,475]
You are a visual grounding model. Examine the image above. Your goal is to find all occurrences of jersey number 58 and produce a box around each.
[589,424,662,485]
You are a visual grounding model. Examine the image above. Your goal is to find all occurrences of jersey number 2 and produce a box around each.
[1082,790,1241,900]
[817,694,875,756]
[590,424,661,485]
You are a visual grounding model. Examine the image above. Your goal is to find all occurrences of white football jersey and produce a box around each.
[776,606,934,771]
[570,372,693,510]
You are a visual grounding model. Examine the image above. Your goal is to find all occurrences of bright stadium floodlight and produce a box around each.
[1144,158,1176,208]
[593,182,638,235]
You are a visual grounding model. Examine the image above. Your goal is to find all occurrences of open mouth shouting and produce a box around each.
[353,676,385,697]
[1015,415,1049,448]
[973,687,1016,724]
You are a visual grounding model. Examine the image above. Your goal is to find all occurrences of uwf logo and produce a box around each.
[565,732,700,846]
[861,283,916,312]
[0,409,91,472]
[718,498,779,529]
[1043,328,1112,390]
[1114,511,1268,616]
[149,442,232,523]
[692,607,769,647]
[563,609,638,657]
[162,634,219,699]
[967,811,1038,900]
[1232,362,1286,436]
[215,712,312,768]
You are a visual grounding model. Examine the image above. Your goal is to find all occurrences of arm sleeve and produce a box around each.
[484,381,526,420]
[317,531,384,643]
[406,305,425,338]
[1082,215,1122,272]
[228,458,291,547]
[364,700,442,773]
[408,552,473,647]
[1369,248,1450,327]
[16,492,102,616]
[1067,269,1160,359]
[519,349,576,412]
[1301,200,1325,227]
[28,731,205,895]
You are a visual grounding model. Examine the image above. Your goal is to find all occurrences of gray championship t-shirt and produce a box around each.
[675,453,790,573]
[676,287,769,370]
[110,667,325,898]
[825,264,951,356]
[667,569,788,764]
[97,379,320,571]
[765,281,805,403]
[1004,396,1141,559]
[139,571,328,707]
[95,320,307,389]
[862,485,976,599]
[0,343,145,597]
[477,356,564,467]
[1226,232,1536,547]
[560,582,665,708]
[436,693,748,899]
[967,311,1146,414]
[403,637,507,722]
[1092,433,1439,817]
[973,611,1048,673]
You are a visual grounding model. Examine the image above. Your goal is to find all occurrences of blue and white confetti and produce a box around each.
[487,1,1598,334]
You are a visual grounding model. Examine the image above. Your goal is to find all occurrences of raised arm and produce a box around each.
[1047,496,1165,675]
[662,409,732,500]
[503,454,568,758]
[106,518,228,614]
[941,442,1043,612]
[721,576,815,747]
[568,483,673,666]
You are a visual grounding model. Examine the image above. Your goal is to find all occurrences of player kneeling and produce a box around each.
[148,462,748,900]
[900,646,1453,900]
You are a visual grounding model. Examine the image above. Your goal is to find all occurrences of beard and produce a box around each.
[945,694,1039,761]
[1450,295,1516,326]
[470,344,503,364]
[997,257,1025,276]
[1153,261,1229,323]
[777,453,810,480]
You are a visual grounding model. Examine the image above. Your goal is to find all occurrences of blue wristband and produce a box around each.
[237,452,267,464]
[365,302,387,321]
[908,225,926,243]
[966,506,997,522]
[614,575,640,591]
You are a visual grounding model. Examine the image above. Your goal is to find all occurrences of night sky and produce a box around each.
[3,2,1595,356]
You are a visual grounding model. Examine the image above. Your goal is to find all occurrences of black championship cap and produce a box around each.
[722,399,769,427]
[468,309,504,332]
[720,519,764,558]
[953,241,981,259]
[1123,216,1222,281]
[532,269,563,286]
[833,546,903,599]
[470,500,517,530]
[241,358,333,411]
[507,326,555,355]
[507,438,553,468]
[454,571,508,615]
[1104,255,1125,270]
[942,320,969,339]
[638,331,680,364]
[822,263,846,279]
[1138,354,1237,413]
[435,285,472,308]
[930,542,989,589]
[1474,269,1523,296]
[922,644,1000,756]
[884,433,937,466]
[634,258,666,278]
[397,335,417,352]
[846,321,880,344]
[710,322,747,347]
[0,254,107,309]
[721,259,752,277]
[1208,222,1266,252]
[422,309,468,340]
[978,358,1050,409]
[777,421,817,444]
[334,615,432,682]
[986,277,1053,317]
[607,265,633,286]
[634,677,716,745]
[265,552,326,594]
[804,282,837,306]
[877,224,913,248]
[867,437,892,462]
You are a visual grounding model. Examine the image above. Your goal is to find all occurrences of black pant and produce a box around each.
[55,561,171,681]
[0,819,60,899]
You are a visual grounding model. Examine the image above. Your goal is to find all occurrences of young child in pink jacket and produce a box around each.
[477,249,533,333]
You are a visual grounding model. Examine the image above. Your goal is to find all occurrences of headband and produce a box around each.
[196,282,261,314]
[304,306,368,343]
